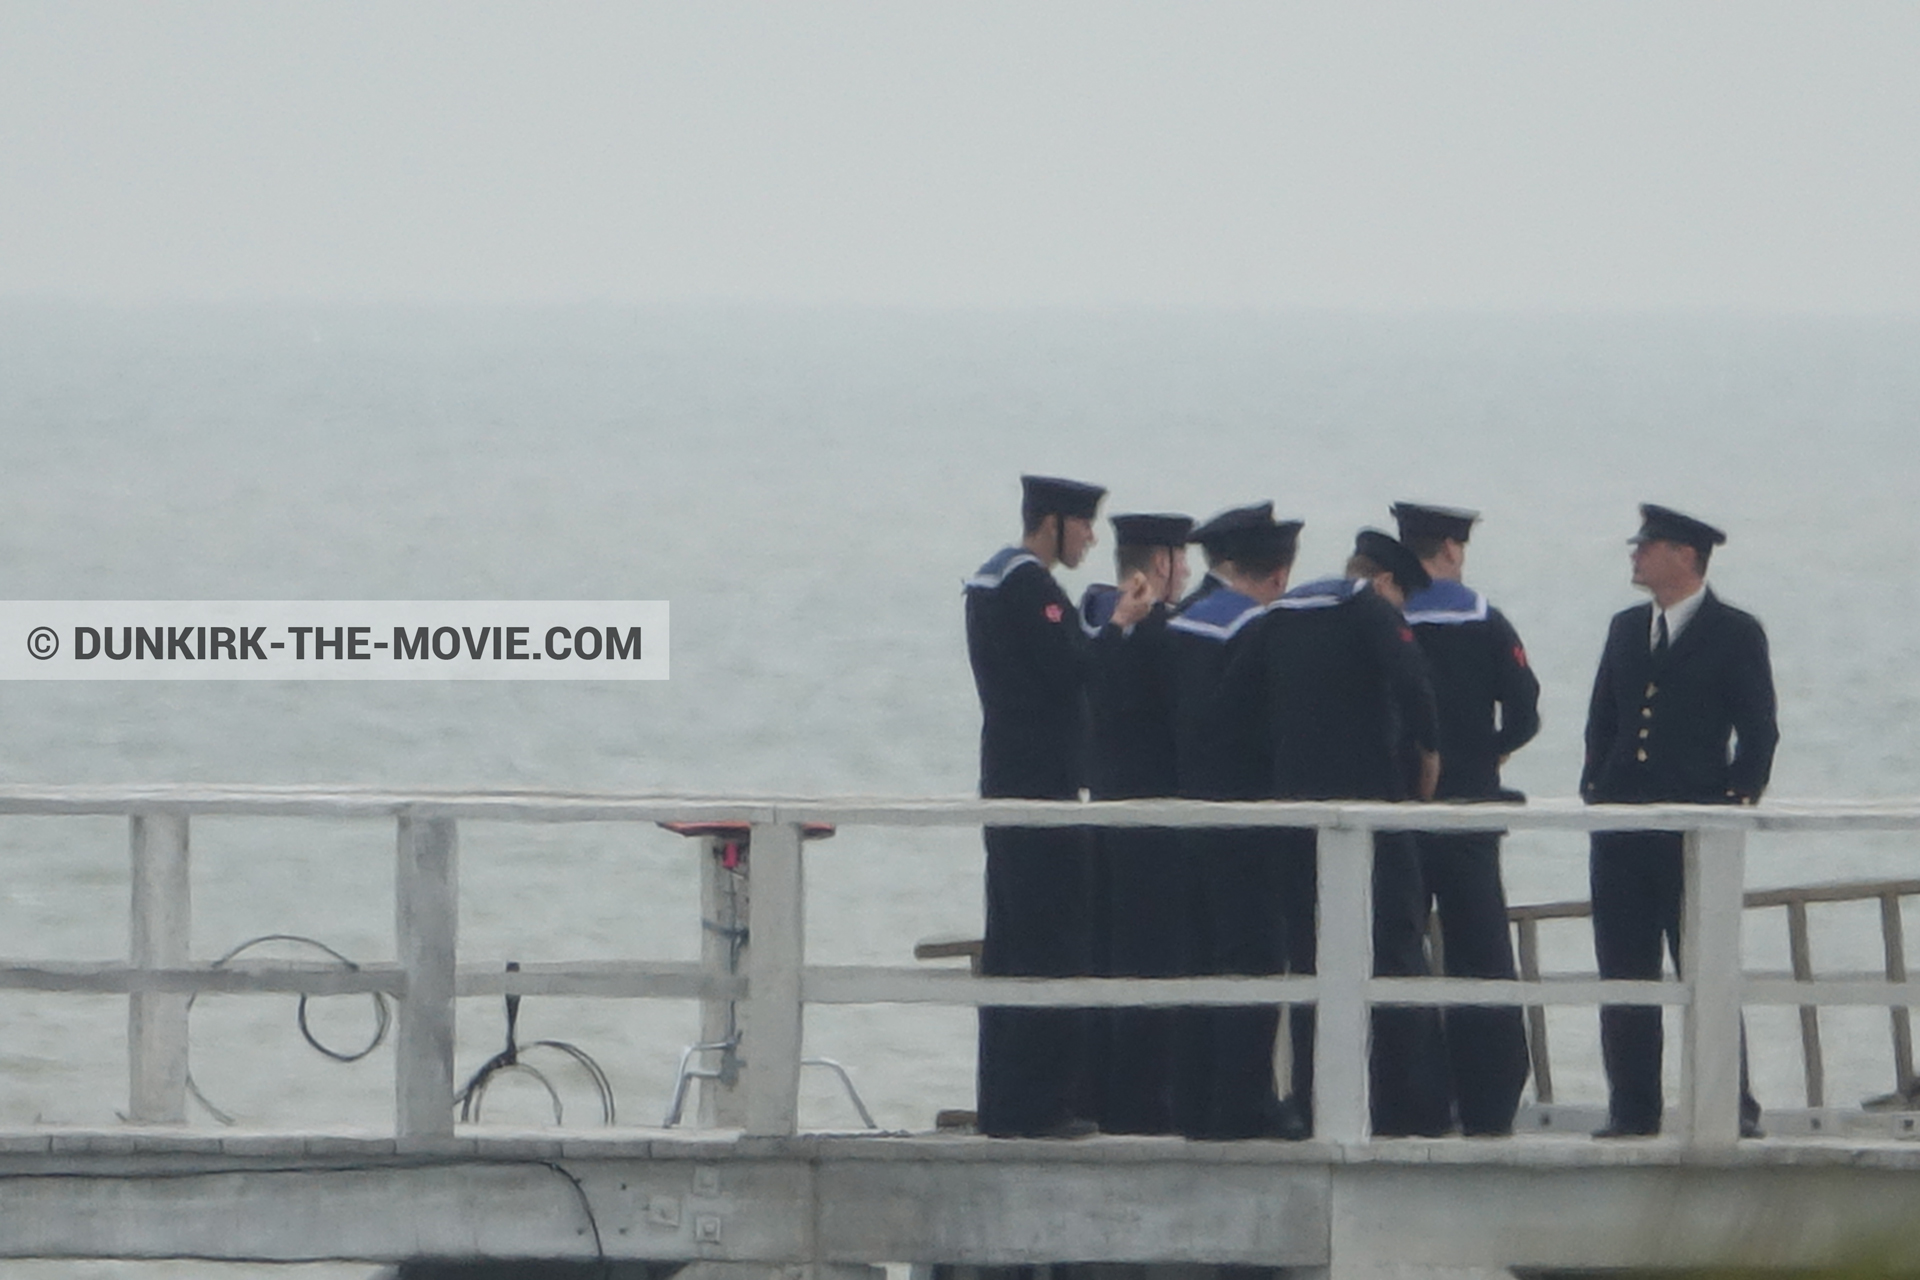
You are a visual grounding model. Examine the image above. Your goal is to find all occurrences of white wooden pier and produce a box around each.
[6,785,1920,1275]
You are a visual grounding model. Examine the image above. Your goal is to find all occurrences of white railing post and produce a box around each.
[1314,822,1373,1143]
[744,819,805,1135]
[395,814,458,1143]
[128,812,191,1125]
[1680,822,1746,1148]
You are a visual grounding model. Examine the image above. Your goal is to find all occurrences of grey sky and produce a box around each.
[3,1,1916,310]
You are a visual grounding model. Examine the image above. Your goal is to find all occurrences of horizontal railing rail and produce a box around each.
[5,783,1920,826]
[1513,877,1920,1109]
[3,785,1917,1150]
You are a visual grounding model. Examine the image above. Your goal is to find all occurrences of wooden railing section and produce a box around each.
[4,786,1920,1152]
[1513,877,1920,1109]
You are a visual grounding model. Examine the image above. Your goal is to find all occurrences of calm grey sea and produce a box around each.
[1,304,1917,1276]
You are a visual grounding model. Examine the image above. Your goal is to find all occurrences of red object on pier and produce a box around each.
[657,820,836,869]
[657,821,836,841]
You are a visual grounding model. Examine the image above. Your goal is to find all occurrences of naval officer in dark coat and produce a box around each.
[1392,501,1540,1135]
[1582,504,1778,1138]
[1079,512,1192,1134]
[965,474,1147,1138]
[1165,504,1306,1138]
[1223,529,1453,1137]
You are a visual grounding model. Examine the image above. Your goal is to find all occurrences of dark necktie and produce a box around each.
[1654,612,1670,658]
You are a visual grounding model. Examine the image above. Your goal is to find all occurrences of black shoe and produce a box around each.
[1200,1109,1312,1142]
[984,1116,1099,1139]
[1262,1101,1312,1141]
[1036,1116,1099,1139]
[1186,1094,1312,1142]
[1592,1120,1660,1139]
[1244,1097,1312,1140]
[1740,1117,1765,1139]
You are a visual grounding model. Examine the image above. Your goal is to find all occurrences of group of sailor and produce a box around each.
[963,476,1778,1141]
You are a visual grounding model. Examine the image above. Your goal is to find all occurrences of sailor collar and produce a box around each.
[964,547,1043,592]
[1275,576,1369,610]
[1167,587,1263,642]
[1404,579,1490,626]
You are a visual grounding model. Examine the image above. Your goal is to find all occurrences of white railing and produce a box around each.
[4,785,1919,1152]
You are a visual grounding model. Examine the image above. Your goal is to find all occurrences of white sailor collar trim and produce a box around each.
[1275,577,1368,611]
[1168,594,1265,642]
[963,549,1044,592]
[1404,585,1489,626]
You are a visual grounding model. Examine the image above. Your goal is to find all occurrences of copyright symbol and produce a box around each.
[27,627,58,660]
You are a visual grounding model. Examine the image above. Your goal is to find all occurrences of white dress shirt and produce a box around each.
[1650,583,1707,650]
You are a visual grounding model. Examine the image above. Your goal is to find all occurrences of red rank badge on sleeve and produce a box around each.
[1045,603,1064,623]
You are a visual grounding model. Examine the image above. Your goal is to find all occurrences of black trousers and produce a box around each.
[1091,824,1191,1134]
[1414,830,1532,1135]
[977,824,1096,1136]
[1589,829,1759,1132]
[1178,826,1297,1138]
[1282,828,1454,1137]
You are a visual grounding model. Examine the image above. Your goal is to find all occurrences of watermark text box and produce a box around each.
[2,602,669,681]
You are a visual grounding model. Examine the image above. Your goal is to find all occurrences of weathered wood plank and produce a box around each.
[1331,1161,1920,1271]
[3,785,1919,832]
[1516,917,1553,1103]
[1788,898,1823,1107]
[808,969,1682,1008]
[1680,825,1746,1148]
[1315,824,1372,1142]
[11,1136,1920,1268]
[396,815,459,1142]
[128,813,190,1125]
[1882,890,1916,1094]
[744,821,805,1136]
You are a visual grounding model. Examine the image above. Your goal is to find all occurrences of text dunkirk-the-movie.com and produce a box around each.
[2,602,669,681]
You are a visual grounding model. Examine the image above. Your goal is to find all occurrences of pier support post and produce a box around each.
[396,814,458,1143]
[128,812,190,1125]
[744,819,805,1136]
[1316,822,1373,1143]
[1680,823,1746,1148]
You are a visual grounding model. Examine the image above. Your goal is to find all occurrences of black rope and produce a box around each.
[183,938,615,1131]
[457,961,617,1126]
[535,1156,611,1278]
[185,933,393,1126]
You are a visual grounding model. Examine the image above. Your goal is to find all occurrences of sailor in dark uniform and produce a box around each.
[1391,501,1540,1135]
[1583,504,1778,1138]
[1174,502,1271,613]
[1164,504,1305,1138]
[1224,529,1453,1137]
[1079,512,1192,1134]
[964,474,1147,1138]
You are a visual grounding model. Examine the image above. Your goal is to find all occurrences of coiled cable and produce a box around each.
[456,961,617,1126]
[185,933,392,1125]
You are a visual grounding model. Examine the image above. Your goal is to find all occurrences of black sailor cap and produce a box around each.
[1191,501,1275,554]
[1391,501,1480,544]
[1111,513,1194,547]
[1354,528,1432,594]
[1220,517,1303,563]
[1629,503,1726,552]
[1020,474,1106,521]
